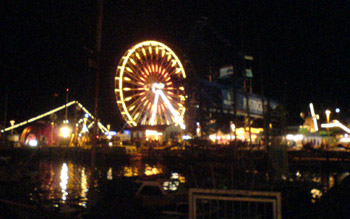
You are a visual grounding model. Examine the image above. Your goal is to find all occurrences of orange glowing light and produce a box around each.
[144,68,150,75]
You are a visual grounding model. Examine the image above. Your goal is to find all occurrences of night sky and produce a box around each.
[2,1,349,130]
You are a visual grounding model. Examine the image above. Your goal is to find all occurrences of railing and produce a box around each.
[189,188,281,219]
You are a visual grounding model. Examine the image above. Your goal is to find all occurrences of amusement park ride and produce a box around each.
[115,41,186,129]
[1,101,109,147]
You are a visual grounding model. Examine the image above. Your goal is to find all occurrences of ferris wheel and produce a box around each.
[115,40,186,129]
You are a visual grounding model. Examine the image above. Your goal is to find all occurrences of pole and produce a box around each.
[65,88,69,122]
[90,0,103,195]
[3,86,8,146]
[238,2,252,148]
[243,57,252,148]
[233,61,237,146]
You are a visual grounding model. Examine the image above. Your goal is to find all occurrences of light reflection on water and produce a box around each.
[39,161,91,207]
[60,163,68,202]
[80,168,88,207]
[38,160,169,207]
[37,159,346,207]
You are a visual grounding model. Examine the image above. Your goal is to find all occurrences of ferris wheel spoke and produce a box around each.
[126,60,149,78]
[122,70,143,83]
[158,58,173,73]
[150,91,160,126]
[123,80,145,87]
[124,93,145,106]
[130,101,148,123]
[158,90,185,129]
[125,64,147,81]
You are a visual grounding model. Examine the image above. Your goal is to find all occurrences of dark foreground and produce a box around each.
[1,146,350,218]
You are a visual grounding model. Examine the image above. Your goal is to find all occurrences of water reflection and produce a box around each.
[311,188,322,203]
[144,164,163,176]
[39,161,90,207]
[60,163,68,202]
[107,167,113,180]
[117,161,165,178]
[38,160,172,206]
[36,159,347,208]
[80,168,88,207]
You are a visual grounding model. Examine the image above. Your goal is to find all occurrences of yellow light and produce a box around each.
[123,88,131,91]
[325,110,331,122]
[126,67,133,72]
[136,52,141,60]
[142,48,146,56]
[179,86,184,91]
[60,126,71,138]
[147,102,151,110]
[125,97,132,101]
[156,47,159,54]
[124,77,131,81]
[129,105,135,111]
[130,59,136,65]
[149,46,152,54]
[145,129,162,136]
[309,103,318,132]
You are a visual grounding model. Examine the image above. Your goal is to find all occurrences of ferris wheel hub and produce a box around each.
[152,83,165,93]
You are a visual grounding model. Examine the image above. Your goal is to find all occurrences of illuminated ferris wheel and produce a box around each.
[115,41,186,129]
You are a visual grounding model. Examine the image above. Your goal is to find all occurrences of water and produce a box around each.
[1,154,349,217]
[34,159,174,208]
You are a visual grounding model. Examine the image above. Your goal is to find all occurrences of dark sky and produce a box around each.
[1,1,349,130]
